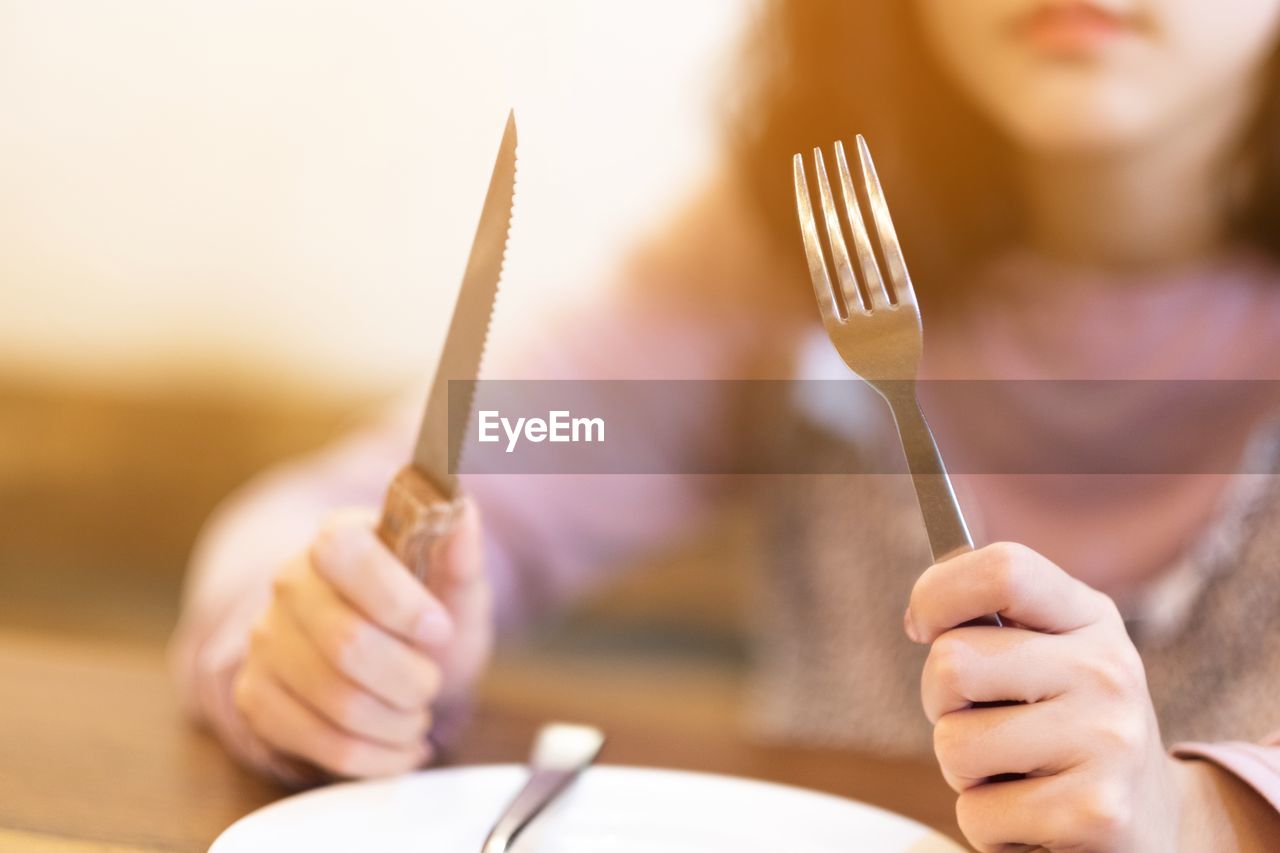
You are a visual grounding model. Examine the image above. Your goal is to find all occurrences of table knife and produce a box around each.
[378,111,517,582]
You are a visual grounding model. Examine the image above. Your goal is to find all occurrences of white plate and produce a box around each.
[211,764,963,852]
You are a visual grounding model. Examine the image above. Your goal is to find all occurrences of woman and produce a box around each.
[173,1,1280,848]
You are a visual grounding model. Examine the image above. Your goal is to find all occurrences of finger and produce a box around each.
[252,606,431,746]
[311,509,453,647]
[427,501,492,688]
[426,498,485,603]
[956,772,1126,853]
[955,773,1057,853]
[933,700,1080,793]
[921,627,1077,722]
[277,569,442,711]
[907,542,1112,643]
[235,658,430,779]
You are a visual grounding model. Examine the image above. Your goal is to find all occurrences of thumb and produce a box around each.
[426,498,492,693]
[426,498,488,619]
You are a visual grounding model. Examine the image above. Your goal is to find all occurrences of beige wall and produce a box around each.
[0,1,742,400]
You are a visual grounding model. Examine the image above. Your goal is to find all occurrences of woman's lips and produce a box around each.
[1012,2,1138,56]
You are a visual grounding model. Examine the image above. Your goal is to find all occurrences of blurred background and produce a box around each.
[0,0,750,721]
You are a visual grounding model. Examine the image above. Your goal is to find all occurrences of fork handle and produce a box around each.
[481,769,581,853]
[885,395,1002,629]
[884,394,973,564]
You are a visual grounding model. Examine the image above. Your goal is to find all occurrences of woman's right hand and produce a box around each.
[232,501,492,778]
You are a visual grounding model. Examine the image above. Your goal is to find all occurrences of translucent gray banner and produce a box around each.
[446,380,1280,475]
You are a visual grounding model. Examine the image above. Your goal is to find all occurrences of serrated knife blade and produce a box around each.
[377,111,517,582]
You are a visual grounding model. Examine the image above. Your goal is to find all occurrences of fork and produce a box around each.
[793,137,998,612]
[480,723,605,852]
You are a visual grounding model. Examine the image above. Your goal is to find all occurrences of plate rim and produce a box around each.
[212,762,942,851]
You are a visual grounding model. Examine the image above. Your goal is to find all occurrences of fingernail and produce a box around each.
[413,608,452,646]
[903,608,922,643]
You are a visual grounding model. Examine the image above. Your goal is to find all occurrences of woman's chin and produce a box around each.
[997,94,1165,158]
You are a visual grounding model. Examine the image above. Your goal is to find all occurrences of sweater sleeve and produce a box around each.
[1172,732,1280,813]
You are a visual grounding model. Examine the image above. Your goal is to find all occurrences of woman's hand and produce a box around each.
[905,542,1181,852]
[233,502,491,779]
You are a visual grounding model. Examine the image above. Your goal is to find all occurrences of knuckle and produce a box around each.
[327,683,367,729]
[247,619,272,655]
[233,672,259,719]
[982,542,1028,601]
[985,540,1025,567]
[313,515,345,552]
[331,622,372,674]
[416,659,444,700]
[271,568,299,601]
[1085,652,1144,700]
[317,733,370,778]
[1075,785,1131,842]
[1095,590,1124,624]
[395,656,440,708]
[906,575,927,613]
[925,635,971,695]
[910,562,943,608]
[231,666,268,727]
[398,749,428,774]
[932,716,962,767]
[310,518,356,579]
[1094,714,1145,755]
[389,708,431,743]
[391,711,432,746]
[385,595,425,634]
[932,716,979,783]
[954,793,995,852]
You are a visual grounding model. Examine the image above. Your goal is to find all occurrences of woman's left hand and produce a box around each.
[906,542,1185,852]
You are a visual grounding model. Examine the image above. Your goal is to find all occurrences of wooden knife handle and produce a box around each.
[377,465,463,584]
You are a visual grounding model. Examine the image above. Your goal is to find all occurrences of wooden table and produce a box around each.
[0,630,963,851]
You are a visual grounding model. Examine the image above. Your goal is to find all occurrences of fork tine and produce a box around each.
[812,148,867,315]
[856,135,918,309]
[835,141,892,311]
[792,153,843,327]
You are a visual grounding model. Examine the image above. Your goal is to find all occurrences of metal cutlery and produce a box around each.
[793,137,1001,625]
[377,111,517,583]
[480,723,606,853]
